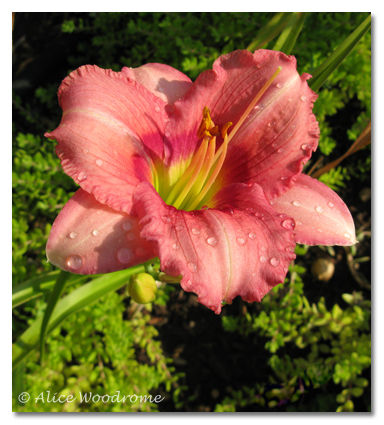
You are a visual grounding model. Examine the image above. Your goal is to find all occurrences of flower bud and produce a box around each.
[128,273,157,304]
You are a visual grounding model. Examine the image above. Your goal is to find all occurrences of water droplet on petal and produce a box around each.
[127,233,135,241]
[281,219,295,230]
[188,262,197,272]
[191,228,200,235]
[96,159,103,166]
[237,237,246,245]
[292,200,301,207]
[328,202,334,208]
[317,228,323,233]
[69,232,77,239]
[260,256,267,263]
[161,215,171,223]
[122,221,132,231]
[67,255,83,270]
[175,225,184,231]
[248,232,256,240]
[77,172,87,181]
[117,248,133,264]
[281,176,288,180]
[285,246,295,252]
[207,237,218,246]
[155,105,161,112]
[83,148,89,154]
[315,206,325,214]
[165,131,171,137]
[92,229,100,236]
[300,95,307,102]
[276,82,283,88]
[268,121,276,127]
[277,148,284,153]
[172,243,179,250]
[221,204,234,214]
[261,246,266,252]
[288,98,293,102]
[301,143,309,150]
[344,232,351,240]
[201,205,209,210]
[270,257,280,267]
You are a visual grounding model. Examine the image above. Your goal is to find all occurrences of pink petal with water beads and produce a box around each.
[133,182,296,314]
[271,174,357,245]
[46,189,155,274]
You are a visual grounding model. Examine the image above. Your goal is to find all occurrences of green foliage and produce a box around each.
[219,265,371,412]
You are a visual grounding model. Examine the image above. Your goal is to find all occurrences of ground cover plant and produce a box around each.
[12,12,371,412]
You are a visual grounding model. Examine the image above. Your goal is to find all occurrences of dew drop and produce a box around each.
[344,232,351,240]
[277,148,284,153]
[171,243,179,250]
[315,205,325,214]
[328,202,334,208]
[67,255,83,270]
[92,229,100,237]
[165,131,171,137]
[122,221,132,231]
[317,228,323,233]
[188,262,197,272]
[191,228,200,235]
[161,215,171,223]
[77,172,87,181]
[260,256,267,263]
[96,159,103,166]
[248,232,256,240]
[301,143,309,150]
[69,232,77,239]
[268,121,276,127]
[207,237,218,246]
[117,247,134,264]
[276,82,283,88]
[221,204,234,214]
[279,213,287,218]
[281,176,288,180]
[83,148,89,154]
[281,219,295,230]
[270,257,280,267]
[300,95,307,102]
[285,246,295,252]
[292,200,301,207]
[261,246,266,252]
[175,225,184,231]
[237,237,246,245]
[288,97,293,102]
[155,105,161,112]
[201,205,209,210]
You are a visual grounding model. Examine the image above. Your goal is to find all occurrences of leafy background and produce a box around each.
[12,12,371,412]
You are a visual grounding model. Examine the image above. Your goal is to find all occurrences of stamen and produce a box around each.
[165,137,209,206]
[173,138,209,210]
[188,127,231,211]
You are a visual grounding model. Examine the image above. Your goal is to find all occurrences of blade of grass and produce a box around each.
[309,14,371,92]
[12,265,145,370]
[39,270,71,364]
[272,12,307,55]
[246,12,292,51]
[12,271,87,308]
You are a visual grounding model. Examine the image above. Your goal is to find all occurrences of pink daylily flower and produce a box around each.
[45,50,356,314]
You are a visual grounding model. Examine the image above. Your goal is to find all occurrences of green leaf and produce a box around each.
[39,270,71,364]
[310,14,371,92]
[272,12,307,55]
[12,265,145,370]
[246,12,292,51]
[12,271,86,308]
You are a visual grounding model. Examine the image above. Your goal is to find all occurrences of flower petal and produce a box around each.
[270,174,357,245]
[133,182,296,314]
[46,189,155,274]
[122,63,192,104]
[45,65,168,214]
[162,50,318,198]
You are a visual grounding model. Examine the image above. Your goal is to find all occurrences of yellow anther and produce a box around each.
[197,106,215,138]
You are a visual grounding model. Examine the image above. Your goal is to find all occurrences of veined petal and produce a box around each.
[161,50,318,198]
[122,63,192,104]
[45,65,168,214]
[134,182,296,314]
[46,189,155,274]
[271,174,357,245]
